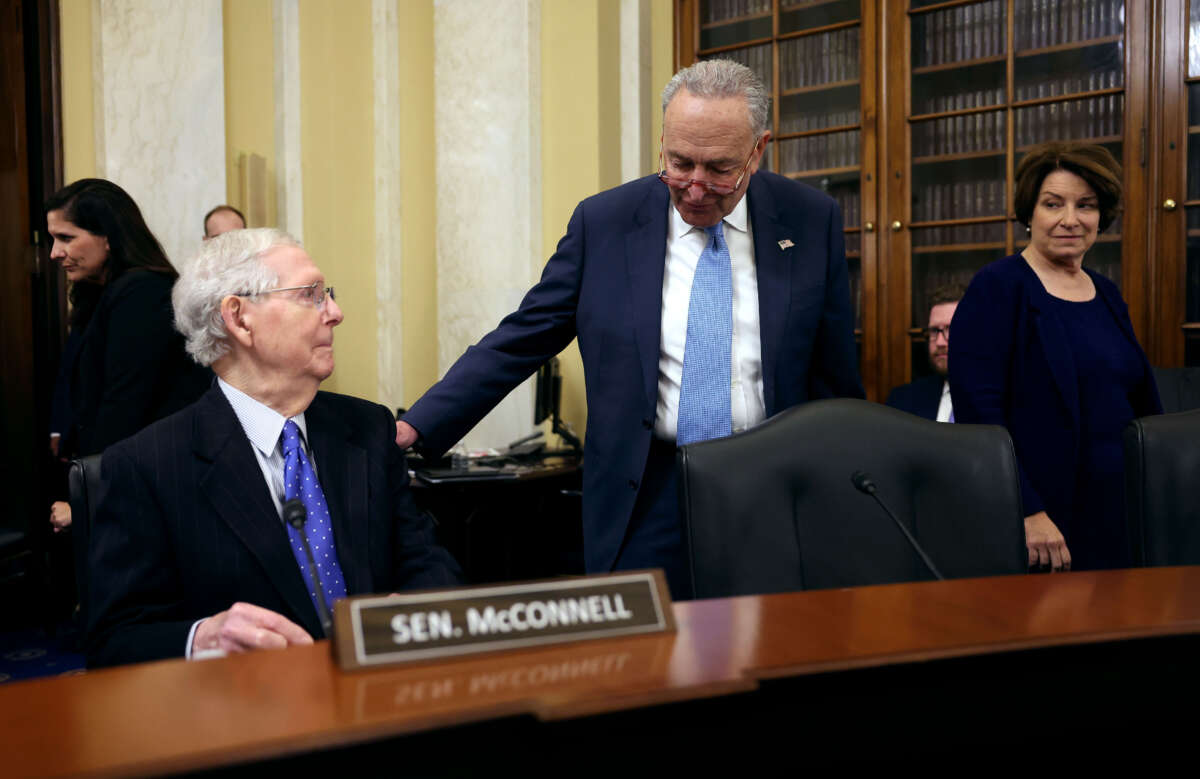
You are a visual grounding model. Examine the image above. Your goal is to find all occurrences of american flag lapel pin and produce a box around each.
[777,239,794,250]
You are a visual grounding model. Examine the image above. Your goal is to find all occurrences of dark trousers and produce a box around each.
[611,437,692,599]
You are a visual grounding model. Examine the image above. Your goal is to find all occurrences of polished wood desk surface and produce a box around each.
[4,566,1200,777]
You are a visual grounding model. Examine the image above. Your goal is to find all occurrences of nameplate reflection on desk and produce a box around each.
[343,636,677,723]
[333,570,674,670]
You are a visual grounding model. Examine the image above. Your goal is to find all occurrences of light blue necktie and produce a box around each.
[677,222,733,446]
[281,420,348,617]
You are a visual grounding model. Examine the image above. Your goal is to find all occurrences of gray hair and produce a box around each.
[661,59,770,137]
[173,227,299,366]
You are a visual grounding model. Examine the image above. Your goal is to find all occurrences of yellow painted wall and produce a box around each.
[56,0,675,415]
[398,0,438,405]
[540,0,673,439]
[60,0,95,182]
[297,0,376,399]
[222,0,277,228]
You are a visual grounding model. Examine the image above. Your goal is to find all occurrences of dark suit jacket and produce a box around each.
[885,374,945,421]
[949,254,1161,519]
[403,172,864,573]
[72,270,211,456]
[86,386,462,668]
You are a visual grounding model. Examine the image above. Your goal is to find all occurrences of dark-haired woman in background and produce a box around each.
[950,142,1161,573]
[47,179,211,532]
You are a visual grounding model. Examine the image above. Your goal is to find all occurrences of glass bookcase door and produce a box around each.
[698,0,872,373]
[1186,0,1200,364]
[906,0,1009,379]
[1013,0,1125,290]
[901,0,1128,381]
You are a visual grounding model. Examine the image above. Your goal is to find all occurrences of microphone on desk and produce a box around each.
[283,498,333,636]
[850,471,945,581]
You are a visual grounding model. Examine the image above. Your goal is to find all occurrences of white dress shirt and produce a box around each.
[655,195,765,441]
[188,378,316,658]
[936,380,954,423]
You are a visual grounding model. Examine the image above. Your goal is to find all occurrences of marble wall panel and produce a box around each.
[621,0,654,183]
[92,0,225,267]
[434,0,542,450]
[273,0,303,242]
[374,0,404,409]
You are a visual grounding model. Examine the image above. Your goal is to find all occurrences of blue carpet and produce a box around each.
[0,627,85,683]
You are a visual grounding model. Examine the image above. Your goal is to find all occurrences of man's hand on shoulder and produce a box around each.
[192,602,313,656]
[395,420,420,449]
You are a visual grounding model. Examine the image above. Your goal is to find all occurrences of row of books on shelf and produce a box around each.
[701,0,770,25]
[912,222,1007,248]
[780,28,859,91]
[1013,62,1123,102]
[829,189,861,230]
[1012,0,1124,51]
[914,0,1005,68]
[913,112,1005,158]
[913,180,1005,225]
[1184,155,1200,201]
[779,131,860,173]
[917,87,1005,117]
[780,108,859,135]
[1014,94,1122,147]
[711,45,772,92]
[1187,255,1200,321]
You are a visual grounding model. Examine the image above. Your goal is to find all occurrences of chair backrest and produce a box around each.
[1123,409,1200,566]
[1151,366,1200,414]
[678,399,1027,599]
[67,454,105,626]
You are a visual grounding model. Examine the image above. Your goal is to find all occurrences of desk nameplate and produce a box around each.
[333,570,674,671]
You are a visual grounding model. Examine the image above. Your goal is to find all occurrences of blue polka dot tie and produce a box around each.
[281,420,347,618]
[677,222,733,446]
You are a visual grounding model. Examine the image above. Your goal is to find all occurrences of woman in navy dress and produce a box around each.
[45,179,212,534]
[949,142,1161,572]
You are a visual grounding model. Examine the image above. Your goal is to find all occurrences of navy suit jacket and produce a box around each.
[72,270,211,456]
[403,172,864,573]
[949,254,1161,520]
[86,386,462,668]
[885,374,945,421]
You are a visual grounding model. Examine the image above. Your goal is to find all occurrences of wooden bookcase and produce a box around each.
[674,0,1199,400]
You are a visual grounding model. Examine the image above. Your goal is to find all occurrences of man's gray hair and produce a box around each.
[173,227,299,366]
[661,59,770,137]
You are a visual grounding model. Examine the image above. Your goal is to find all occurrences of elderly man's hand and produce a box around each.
[192,602,313,656]
[395,420,420,449]
[1024,511,1071,572]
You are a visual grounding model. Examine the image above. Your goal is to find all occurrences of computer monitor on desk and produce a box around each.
[534,357,581,454]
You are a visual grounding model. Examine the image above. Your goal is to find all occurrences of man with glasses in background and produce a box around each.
[397,60,862,597]
[86,228,460,668]
[886,284,964,422]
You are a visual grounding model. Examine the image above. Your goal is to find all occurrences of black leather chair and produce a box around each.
[1151,367,1200,414]
[677,399,1026,598]
[67,454,105,628]
[1123,408,1200,566]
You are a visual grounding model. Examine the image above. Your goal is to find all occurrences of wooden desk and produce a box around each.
[4,566,1200,776]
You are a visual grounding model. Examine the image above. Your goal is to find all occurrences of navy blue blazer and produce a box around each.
[72,270,212,456]
[86,386,462,667]
[885,374,945,421]
[949,254,1161,520]
[403,172,864,574]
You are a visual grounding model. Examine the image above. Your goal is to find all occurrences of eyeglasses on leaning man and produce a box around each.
[926,325,950,342]
[657,142,758,196]
[239,281,336,311]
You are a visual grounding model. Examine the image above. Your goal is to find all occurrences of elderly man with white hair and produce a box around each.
[86,228,461,668]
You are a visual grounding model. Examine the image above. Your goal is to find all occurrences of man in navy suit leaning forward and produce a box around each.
[885,283,964,422]
[396,60,863,597]
[86,228,461,668]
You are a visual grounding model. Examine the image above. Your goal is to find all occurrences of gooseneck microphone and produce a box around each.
[850,471,945,581]
[283,498,333,635]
